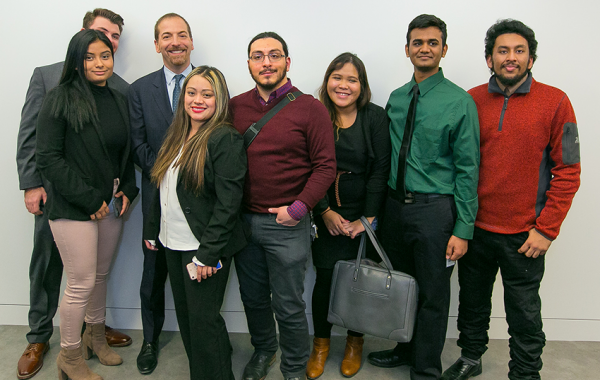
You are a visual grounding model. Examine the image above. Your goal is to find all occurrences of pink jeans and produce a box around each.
[50,211,123,349]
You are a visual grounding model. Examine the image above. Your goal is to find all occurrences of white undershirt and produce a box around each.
[158,149,200,251]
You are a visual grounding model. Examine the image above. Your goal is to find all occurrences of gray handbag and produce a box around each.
[327,217,418,342]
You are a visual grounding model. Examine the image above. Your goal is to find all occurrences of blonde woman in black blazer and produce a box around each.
[36,30,138,380]
[144,66,247,380]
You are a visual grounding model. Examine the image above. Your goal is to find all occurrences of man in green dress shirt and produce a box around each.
[367,14,480,380]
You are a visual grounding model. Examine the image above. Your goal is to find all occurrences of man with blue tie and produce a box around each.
[128,12,194,375]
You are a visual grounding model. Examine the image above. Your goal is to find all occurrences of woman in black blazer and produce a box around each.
[36,30,138,379]
[144,66,247,380]
[307,53,391,379]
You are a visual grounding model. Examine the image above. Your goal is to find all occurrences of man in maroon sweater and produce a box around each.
[441,20,581,380]
[230,32,336,380]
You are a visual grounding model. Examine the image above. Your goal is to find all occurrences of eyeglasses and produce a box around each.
[249,52,286,63]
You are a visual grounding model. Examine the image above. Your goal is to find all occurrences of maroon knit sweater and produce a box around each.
[469,76,581,240]
[230,86,336,213]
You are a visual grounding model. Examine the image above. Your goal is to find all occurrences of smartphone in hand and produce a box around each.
[186,262,197,280]
[113,196,123,218]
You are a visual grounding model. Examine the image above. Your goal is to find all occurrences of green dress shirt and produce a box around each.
[386,68,480,239]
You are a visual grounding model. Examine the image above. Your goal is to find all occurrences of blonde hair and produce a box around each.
[151,66,231,194]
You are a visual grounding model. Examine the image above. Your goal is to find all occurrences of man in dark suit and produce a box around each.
[15,8,131,380]
[128,12,194,375]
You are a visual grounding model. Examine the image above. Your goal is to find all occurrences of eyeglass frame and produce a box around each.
[248,51,286,63]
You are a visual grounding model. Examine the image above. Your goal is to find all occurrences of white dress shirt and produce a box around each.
[158,149,200,251]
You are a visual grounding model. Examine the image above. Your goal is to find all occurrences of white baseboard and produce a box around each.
[2,305,599,341]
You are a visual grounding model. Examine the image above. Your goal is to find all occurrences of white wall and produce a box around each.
[2,0,599,341]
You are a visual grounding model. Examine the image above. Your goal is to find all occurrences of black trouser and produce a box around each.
[380,192,456,380]
[311,267,363,339]
[457,227,545,380]
[140,240,168,343]
[27,211,63,343]
[165,248,234,380]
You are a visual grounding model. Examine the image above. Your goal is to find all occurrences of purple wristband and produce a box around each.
[287,200,308,221]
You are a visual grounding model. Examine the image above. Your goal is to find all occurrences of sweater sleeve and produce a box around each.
[295,99,337,210]
[450,97,480,240]
[535,94,581,240]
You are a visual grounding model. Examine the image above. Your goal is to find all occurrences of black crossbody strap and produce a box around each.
[243,91,303,149]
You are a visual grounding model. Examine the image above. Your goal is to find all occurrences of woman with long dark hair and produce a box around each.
[36,29,138,379]
[307,52,391,379]
[144,66,247,380]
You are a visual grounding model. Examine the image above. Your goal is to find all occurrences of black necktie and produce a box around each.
[395,84,419,202]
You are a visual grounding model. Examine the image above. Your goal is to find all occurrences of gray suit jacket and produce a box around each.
[16,61,129,190]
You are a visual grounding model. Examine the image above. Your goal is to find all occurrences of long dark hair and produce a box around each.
[151,66,232,194]
[318,52,371,130]
[49,29,114,132]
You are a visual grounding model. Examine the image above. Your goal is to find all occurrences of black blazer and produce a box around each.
[144,126,248,267]
[314,102,391,216]
[36,85,139,221]
[17,61,129,191]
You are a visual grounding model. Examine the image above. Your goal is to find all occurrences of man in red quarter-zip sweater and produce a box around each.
[441,19,581,380]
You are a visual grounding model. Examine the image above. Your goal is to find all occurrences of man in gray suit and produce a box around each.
[128,13,194,375]
[16,8,131,380]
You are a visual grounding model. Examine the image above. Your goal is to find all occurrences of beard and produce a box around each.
[493,63,529,88]
[250,68,286,92]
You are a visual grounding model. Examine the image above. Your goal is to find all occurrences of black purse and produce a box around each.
[327,217,418,342]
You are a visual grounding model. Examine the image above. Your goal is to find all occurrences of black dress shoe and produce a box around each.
[242,352,276,380]
[137,340,158,375]
[285,376,307,380]
[367,349,410,368]
[440,358,482,380]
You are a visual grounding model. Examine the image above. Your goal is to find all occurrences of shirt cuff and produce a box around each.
[287,200,308,221]
[452,220,474,240]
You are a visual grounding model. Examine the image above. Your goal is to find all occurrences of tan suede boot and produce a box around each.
[82,323,123,366]
[57,347,103,380]
[306,337,330,379]
[340,335,364,378]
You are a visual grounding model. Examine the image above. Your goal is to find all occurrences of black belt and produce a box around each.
[388,187,452,204]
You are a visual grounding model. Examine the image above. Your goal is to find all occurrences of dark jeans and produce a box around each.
[380,193,456,380]
[457,227,546,380]
[165,248,234,380]
[234,213,311,378]
[27,212,63,343]
[140,240,168,343]
[311,267,362,339]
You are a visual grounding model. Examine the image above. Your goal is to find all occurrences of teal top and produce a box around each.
[386,68,480,239]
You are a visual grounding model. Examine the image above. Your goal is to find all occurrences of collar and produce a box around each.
[408,68,445,96]
[488,72,532,96]
[163,64,193,85]
[255,79,293,105]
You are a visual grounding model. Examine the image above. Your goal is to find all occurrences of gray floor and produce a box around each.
[1,325,598,380]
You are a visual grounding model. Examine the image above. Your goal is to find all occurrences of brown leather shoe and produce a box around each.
[306,337,330,379]
[17,342,49,379]
[105,325,132,347]
[340,336,364,378]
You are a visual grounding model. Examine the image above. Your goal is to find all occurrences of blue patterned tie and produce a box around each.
[172,74,184,111]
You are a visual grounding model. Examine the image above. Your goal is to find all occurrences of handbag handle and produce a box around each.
[353,216,395,289]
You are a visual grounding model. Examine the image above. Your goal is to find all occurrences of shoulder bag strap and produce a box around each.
[243,91,303,149]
